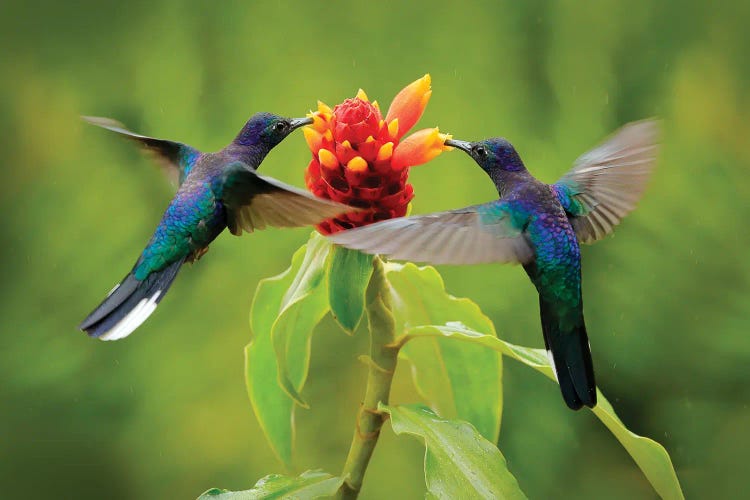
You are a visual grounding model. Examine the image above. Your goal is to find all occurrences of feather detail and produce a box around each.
[219,162,358,235]
[328,202,533,265]
[553,119,659,244]
[82,115,201,185]
[80,257,185,341]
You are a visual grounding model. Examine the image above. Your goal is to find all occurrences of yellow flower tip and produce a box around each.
[323,129,333,141]
[385,75,433,138]
[356,88,369,102]
[387,119,399,138]
[439,132,453,151]
[346,156,368,173]
[376,142,394,162]
[340,140,352,150]
[365,135,375,143]
[303,126,322,151]
[390,127,448,170]
[372,100,380,111]
[310,113,328,133]
[317,100,332,115]
[423,127,449,146]
[411,74,432,95]
[318,148,339,170]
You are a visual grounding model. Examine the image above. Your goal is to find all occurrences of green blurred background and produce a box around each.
[1,0,748,498]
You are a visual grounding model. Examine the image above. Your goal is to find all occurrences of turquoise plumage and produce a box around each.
[330,121,659,409]
[79,113,355,341]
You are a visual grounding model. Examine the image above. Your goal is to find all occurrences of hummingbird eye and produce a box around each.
[273,121,288,133]
[474,146,488,158]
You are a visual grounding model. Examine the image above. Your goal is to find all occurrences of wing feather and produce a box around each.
[220,162,356,235]
[82,115,200,185]
[553,119,659,244]
[328,202,533,265]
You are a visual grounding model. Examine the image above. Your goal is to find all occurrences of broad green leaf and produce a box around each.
[328,246,373,333]
[381,404,526,500]
[245,234,331,464]
[198,470,344,499]
[246,245,305,464]
[270,233,332,406]
[401,323,684,500]
[384,262,502,442]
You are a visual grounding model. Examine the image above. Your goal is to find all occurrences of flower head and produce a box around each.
[304,75,451,234]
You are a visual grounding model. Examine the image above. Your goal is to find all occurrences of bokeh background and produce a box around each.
[2,1,748,498]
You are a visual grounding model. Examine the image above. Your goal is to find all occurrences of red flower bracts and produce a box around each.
[303,75,451,234]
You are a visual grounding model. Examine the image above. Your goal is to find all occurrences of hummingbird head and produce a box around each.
[445,137,526,174]
[234,112,313,151]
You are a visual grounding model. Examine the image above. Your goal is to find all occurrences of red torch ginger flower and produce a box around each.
[303,74,451,234]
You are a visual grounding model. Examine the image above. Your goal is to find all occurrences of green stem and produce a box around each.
[338,257,399,499]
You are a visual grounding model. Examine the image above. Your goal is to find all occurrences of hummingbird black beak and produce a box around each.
[289,116,314,131]
[445,139,473,154]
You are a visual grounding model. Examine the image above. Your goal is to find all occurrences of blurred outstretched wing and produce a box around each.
[82,115,200,185]
[553,119,659,244]
[221,161,357,235]
[328,201,533,265]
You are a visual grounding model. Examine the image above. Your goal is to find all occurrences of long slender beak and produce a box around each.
[445,138,472,153]
[289,116,314,130]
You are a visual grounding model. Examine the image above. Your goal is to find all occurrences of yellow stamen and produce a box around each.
[310,113,328,133]
[376,142,394,162]
[440,132,453,150]
[388,119,399,138]
[303,127,322,151]
[346,156,368,172]
[318,148,339,170]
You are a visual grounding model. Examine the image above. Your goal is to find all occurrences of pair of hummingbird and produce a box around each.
[80,110,657,411]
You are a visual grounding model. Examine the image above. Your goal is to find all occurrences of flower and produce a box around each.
[303,75,451,234]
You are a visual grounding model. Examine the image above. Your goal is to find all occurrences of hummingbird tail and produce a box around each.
[79,257,185,341]
[539,297,597,410]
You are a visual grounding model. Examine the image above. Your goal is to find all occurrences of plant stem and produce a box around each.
[338,257,399,499]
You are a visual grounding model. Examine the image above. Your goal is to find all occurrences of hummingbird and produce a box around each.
[329,120,659,410]
[79,112,355,341]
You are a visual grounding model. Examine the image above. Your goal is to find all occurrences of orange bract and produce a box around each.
[304,75,451,234]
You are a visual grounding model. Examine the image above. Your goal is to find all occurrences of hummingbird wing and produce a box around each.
[328,201,533,265]
[552,119,659,244]
[82,116,201,186]
[220,162,357,236]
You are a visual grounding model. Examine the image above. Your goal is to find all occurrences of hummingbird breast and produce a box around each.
[517,184,582,310]
[134,180,226,280]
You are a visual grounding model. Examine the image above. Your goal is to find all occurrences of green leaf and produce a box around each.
[246,246,304,465]
[245,233,331,464]
[380,404,526,500]
[270,233,332,407]
[401,323,684,500]
[198,470,344,499]
[383,262,502,442]
[328,246,373,333]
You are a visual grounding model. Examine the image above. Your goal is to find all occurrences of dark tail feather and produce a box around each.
[539,297,597,410]
[79,258,185,341]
